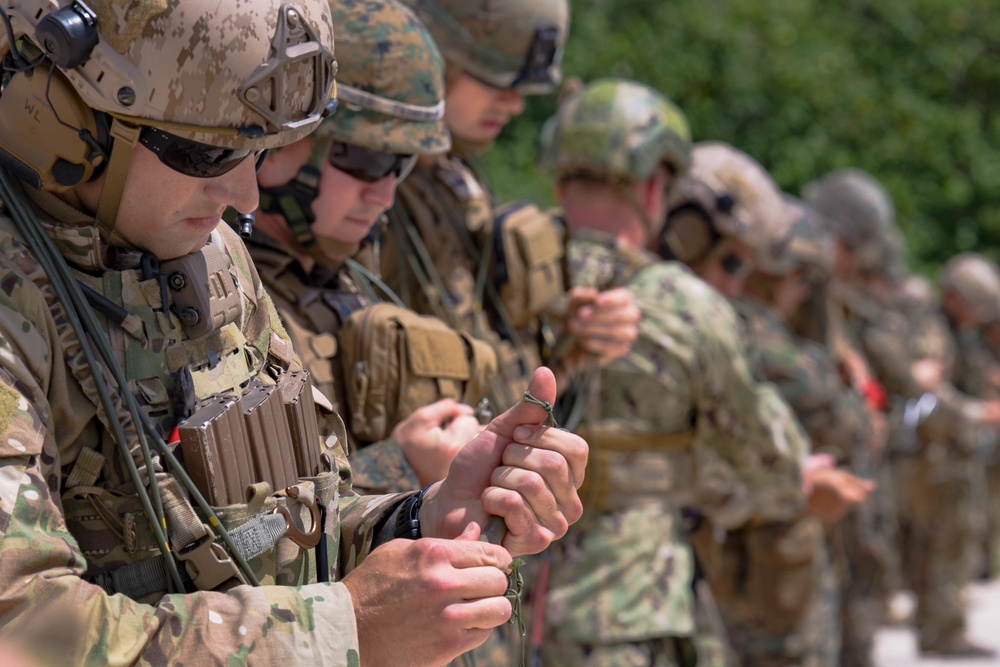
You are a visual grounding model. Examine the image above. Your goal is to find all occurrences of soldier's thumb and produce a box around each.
[486,367,557,438]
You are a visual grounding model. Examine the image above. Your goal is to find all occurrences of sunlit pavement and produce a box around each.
[874,580,1000,667]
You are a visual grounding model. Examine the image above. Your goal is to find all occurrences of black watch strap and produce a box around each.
[393,484,431,540]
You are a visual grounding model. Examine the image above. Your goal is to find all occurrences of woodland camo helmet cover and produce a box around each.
[316,0,448,155]
[540,78,692,184]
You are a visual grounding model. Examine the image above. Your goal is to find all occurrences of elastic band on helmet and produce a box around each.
[337,84,444,123]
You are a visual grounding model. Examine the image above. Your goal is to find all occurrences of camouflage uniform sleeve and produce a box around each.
[621,265,805,528]
[0,299,362,665]
[348,438,422,495]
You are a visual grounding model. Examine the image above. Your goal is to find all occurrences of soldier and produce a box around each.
[537,77,810,667]
[738,199,883,667]
[366,0,641,416]
[0,1,587,665]
[939,253,1000,580]
[247,0,489,495]
[660,143,872,667]
[806,169,1000,658]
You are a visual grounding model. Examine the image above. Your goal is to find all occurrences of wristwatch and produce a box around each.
[393,484,431,540]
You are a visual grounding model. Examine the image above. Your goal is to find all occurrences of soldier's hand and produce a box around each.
[343,522,512,666]
[392,399,485,486]
[419,367,587,556]
[804,463,875,524]
[563,286,640,371]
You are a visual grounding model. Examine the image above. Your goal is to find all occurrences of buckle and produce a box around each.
[274,492,323,549]
[176,526,248,591]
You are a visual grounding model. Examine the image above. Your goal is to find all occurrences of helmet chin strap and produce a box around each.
[95,119,141,244]
[257,135,360,267]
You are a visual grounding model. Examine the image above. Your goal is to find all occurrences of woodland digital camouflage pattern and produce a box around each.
[315,0,448,155]
[0,190,406,664]
[539,78,692,182]
[543,231,806,665]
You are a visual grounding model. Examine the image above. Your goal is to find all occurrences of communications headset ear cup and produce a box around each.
[0,56,110,191]
[660,204,719,265]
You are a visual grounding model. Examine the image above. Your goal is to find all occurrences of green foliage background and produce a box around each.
[482,0,1000,272]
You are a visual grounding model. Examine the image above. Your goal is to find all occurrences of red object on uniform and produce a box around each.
[861,377,888,412]
[167,425,181,444]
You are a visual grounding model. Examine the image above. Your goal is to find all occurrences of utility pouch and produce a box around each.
[280,370,323,477]
[339,303,497,443]
[178,395,256,506]
[159,241,242,339]
[741,516,824,634]
[492,202,565,328]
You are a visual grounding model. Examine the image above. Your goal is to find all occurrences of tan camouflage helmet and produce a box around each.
[756,195,835,279]
[539,78,692,184]
[316,0,448,155]
[0,0,336,196]
[401,0,569,94]
[801,168,897,273]
[667,141,795,255]
[939,252,1000,323]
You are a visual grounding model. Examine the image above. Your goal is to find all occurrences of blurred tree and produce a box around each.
[483,0,1000,272]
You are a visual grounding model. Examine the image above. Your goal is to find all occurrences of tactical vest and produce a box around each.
[371,156,565,411]
[0,205,351,601]
[248,237,497,446]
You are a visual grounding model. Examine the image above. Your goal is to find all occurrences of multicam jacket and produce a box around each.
[544,230,805,643]
[0,189,404,666]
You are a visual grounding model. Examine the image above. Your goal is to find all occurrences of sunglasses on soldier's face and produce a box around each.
[327,140,417,184]
[139,126,266,179]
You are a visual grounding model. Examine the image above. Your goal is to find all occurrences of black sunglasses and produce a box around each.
[328,140,416,183]
[139,126,264,179]
[720,251,751,277]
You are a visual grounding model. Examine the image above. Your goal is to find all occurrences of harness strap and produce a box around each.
[92,512,288,598]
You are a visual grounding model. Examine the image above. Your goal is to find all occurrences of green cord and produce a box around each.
[521,390,558,428]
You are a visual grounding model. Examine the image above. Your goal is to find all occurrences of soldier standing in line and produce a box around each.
[659,143,871,667]
[363,0,642,415]
[939,253,1000,580]
[247,0,492,496]
[806,169,1000,658]
[737,200,883,667]
[0,0,588,665]
[537,77,813,667]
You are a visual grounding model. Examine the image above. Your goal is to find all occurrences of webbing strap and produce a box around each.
[65,447,106,488]
[95,120,141,234]
[93,512,289,599]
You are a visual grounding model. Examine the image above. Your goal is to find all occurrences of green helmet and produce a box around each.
[539,78,691,184]
[317,0,448,155]
[402,0,569,94]
[757,196,835,279]
[666,141,793,256]
[802,168,897,273]
[939,253,1000,324]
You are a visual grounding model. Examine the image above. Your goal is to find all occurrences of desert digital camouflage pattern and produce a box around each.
[316,0,449,155]
[542,230,806,664]
[402,0,569,93]
[539,78,692,183]
[0,190,407,665]
[1,0,336,150]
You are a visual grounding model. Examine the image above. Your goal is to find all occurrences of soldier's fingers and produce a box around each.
[414,399,473,424]
[497,447,584,524]
[479,485,564,553]
[423,536,513,571]
[511,425,588,487]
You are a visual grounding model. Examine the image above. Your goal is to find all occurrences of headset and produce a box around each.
[0,2,109,191]
[659,192,736,266]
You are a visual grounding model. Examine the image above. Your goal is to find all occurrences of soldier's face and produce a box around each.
[698,241,755,299]
[257,139,396,255]
[110,143,259,259]
[445,73,525,144]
